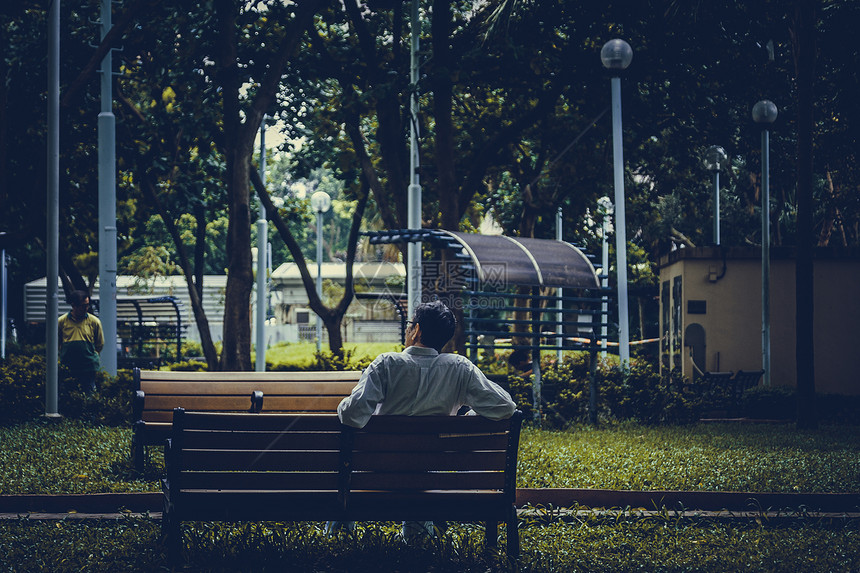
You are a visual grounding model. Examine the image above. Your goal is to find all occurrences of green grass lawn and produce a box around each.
[1,515,857,572]
[1,420,858,571]
[2,419,859,495]
[261,341,401,369]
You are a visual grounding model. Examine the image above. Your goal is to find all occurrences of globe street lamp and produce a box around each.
[704,145,727,246]
[601,38,633,368]
[311,190,331,352]
[752,100,778,387]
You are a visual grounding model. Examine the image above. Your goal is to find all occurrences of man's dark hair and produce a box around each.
[413,300,456,352]
[67,290,89,307]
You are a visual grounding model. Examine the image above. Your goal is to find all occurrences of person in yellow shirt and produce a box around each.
[58,290,104,394]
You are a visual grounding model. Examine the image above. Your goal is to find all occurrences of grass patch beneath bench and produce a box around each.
[1,515,858,572]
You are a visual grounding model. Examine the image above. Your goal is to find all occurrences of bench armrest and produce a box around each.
[132,390,145,421]
[250,391,264,413]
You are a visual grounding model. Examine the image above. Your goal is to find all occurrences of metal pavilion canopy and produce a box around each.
[365,229,600,289]
[364,229,609,426]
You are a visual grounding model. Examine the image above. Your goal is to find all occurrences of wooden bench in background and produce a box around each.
[131,368,361,472]
[699,369,765,416]
[162,409,524,563]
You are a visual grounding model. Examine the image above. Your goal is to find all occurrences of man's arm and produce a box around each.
[337,356,386,428]
[464,362,516,420]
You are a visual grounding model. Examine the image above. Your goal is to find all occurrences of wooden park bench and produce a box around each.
[699,369,765,416]
[131,368,361,472]
[162,408,524,563]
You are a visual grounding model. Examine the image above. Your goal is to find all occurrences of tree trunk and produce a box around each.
[792,0,817,429]
[219,148,254,371]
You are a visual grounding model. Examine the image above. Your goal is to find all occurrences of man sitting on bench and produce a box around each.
[330,300,517,542]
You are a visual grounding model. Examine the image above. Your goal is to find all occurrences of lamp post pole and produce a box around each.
[704,145,727,246]
[255,117,268,371]
[311,191,331,352]
[753,100,778,387]
[598,196,613,359]
[98,0,117,377]
[407,0,422,318]
[601,39,633,368]
[46,0,60,417]
[556,207,564,362]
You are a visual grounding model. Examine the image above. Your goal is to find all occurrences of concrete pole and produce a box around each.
[761,129,771,386]
[98,0,117,376]
[610,76,630,367]
[713,170,721,246]
[46,0,60,416]
[601,209,610,359]
[316,210,324,352]
[1,249,6,359]
[255,118,267,371]
[407,0,422,318]
[556,207,563,362]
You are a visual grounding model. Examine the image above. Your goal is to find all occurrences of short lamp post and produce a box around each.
[597,196,613,360]
[703,145,727,246]
[310,190,331,352]
[601,38,633,368]
[752,99,778,387]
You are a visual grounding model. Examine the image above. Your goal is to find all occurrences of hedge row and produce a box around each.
[2,348,857,427]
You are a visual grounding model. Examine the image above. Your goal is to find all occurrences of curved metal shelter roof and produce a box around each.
[364,229,600,289]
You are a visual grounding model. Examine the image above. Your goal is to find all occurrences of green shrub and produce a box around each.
[740,386,796,420]
[0,352,133,426]
[166,359,209,372]
[0,354,49,424]
[482,353,700,427]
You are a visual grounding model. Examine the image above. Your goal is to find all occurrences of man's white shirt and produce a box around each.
[337,345,516,428]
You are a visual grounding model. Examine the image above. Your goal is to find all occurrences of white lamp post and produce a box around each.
[752,100,778,387]
[601,39,633,368]
[407,0,422,318]
[311,190,331,352]
[704,145,727,246]
[255,116,268,371]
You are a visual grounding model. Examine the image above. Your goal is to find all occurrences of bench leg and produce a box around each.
[163,504,181,564]
[485,520,498,549]
[506,505,520,560]
[132,440,145,474]
[131,422,148,475]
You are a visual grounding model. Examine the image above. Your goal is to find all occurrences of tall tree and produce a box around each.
[791,0,817,429]
[211,0,325,370]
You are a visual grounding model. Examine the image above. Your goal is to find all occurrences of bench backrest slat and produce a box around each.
[143,395,257,413]
[179,471,339,491]
[138,370,362,383]
[181,450,341,472]
[142,395,347,417]
[178,412,343,431]
[352,432,509,451]
[351,451,507,472]
[350,471,505,491]
[183,430,341,451]
[139,380,360,396]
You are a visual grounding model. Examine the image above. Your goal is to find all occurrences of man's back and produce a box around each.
[338,345,515,428]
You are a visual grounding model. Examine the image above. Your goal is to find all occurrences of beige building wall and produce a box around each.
[658,247,860,395]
